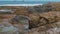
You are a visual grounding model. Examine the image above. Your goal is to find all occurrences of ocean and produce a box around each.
[0,1,48,4]
[0,1,59,6]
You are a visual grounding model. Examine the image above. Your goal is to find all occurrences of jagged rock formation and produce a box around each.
[28,2,60,34]
[0,2,60,34]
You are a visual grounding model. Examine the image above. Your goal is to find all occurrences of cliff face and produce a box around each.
[0,2,60,34]
[28,2,60,34]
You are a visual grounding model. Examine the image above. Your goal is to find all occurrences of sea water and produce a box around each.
[0,1,48,6]
[0,1,48,4]
[0,1,59,6]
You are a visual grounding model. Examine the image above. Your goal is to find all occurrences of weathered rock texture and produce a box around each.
[0,2,60,34]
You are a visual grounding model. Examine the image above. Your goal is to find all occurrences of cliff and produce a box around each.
[0,2,60,34]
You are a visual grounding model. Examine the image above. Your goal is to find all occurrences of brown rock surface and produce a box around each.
[0,2,60,34]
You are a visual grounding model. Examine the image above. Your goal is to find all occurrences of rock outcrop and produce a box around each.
[0,2,60,34]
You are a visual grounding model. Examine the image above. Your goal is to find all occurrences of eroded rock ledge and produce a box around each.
[0,2,60,34]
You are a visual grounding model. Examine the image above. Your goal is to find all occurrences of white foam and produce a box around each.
[0,4,43,6]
